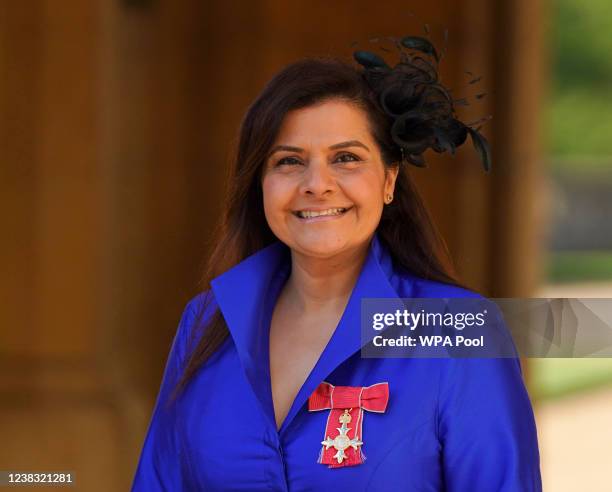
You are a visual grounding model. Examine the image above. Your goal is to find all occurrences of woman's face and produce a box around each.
[261,99,398,259]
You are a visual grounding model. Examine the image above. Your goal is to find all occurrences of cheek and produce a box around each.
[262,176,294,218]
[340,171,385,210]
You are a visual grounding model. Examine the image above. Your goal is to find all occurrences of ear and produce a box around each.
[384,164,400,195]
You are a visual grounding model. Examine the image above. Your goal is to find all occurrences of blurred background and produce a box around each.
[534,0,612,489]
[1,0,610,490]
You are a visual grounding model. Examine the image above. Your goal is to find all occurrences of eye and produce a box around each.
[335,152,361,163]
[274,152,361,167]
[276,156,302,166]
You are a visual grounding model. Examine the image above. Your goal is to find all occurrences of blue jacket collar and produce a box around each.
[210,231,406,436]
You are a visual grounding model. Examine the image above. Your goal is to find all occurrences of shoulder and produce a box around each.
[393,266,483,299]
[172,290,218,363]
[184,289,217,318]
[392,267,521,360]
[181,289,220,329]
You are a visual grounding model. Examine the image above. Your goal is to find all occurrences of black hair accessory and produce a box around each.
[352,34,492,172]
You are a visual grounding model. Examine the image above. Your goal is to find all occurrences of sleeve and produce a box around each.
[130,293,207,492]
[438,356,543,491]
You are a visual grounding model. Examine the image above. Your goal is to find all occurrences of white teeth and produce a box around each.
[297,208,347,219]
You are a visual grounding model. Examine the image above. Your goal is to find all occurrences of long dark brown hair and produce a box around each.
[169,56,466,405]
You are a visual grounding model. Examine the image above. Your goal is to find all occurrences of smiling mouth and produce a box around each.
[292,207,353,219]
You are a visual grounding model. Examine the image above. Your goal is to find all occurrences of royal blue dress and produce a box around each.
[131,232,542,491]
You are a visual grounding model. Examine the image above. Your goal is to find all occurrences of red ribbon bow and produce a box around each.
[308,381,389,468]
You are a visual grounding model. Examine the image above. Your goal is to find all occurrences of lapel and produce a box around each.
[210,231,411,437]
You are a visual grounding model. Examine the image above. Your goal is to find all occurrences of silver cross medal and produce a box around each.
[321,408,364,464]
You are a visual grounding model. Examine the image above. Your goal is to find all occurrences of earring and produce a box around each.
[386,194,393,204]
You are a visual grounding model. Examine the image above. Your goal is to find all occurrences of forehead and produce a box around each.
[274,99,372,145]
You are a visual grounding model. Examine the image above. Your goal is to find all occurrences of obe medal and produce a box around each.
[321,409,363,464]
[308,381,390,468]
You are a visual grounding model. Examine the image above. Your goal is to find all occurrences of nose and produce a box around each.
[298,159,336,197]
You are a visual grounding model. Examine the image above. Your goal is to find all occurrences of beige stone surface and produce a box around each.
[535,385,612,491]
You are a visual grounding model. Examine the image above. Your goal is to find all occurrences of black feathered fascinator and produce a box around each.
[353,34,491,172]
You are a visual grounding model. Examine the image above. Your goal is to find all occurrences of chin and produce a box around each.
[290,232,353,258]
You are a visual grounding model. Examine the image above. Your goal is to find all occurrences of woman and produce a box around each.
[132,38,542,491]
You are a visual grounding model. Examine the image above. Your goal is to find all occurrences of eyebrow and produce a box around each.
[267,139,370,157]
